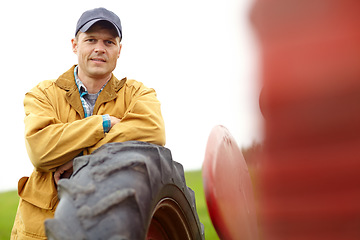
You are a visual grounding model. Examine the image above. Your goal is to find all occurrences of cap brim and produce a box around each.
[79,19,121,38]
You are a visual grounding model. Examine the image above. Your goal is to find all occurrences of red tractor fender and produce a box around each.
[202,125,259,240]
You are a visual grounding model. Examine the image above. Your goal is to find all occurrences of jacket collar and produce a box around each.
[55,65,126,92]
[55,65,127,118]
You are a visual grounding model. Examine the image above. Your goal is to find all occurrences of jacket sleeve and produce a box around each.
[86,83,166,154]
[24,87,105,172]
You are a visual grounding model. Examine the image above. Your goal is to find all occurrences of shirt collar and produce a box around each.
[74,65,108,97]
[74,66,88,97]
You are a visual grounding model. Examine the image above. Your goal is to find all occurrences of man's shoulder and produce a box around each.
[24,80,59,103]
[37,79,57,88]
[29,79,57,93]
[123,78,147,90]
[120,78,157,98]
[28,66,76,94]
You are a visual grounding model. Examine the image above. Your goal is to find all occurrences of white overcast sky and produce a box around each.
[0,0,262,191]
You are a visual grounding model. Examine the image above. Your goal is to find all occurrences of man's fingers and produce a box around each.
[54,171,61,184]
[110,116,121,128]
[54,160,74,184]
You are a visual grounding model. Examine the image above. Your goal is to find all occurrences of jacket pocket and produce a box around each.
[18,171,58,210]
[14,171,58,239]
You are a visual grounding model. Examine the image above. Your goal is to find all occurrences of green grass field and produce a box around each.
[0,170,219,240]
[185,170,220,239]
[0,190,19,239]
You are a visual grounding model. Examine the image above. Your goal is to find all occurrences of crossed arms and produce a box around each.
[24,79,165,181]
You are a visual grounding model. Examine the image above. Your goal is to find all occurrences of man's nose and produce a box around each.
[94,42,106,53]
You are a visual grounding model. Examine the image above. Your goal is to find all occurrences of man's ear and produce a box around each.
[118,43,122,58]
[71,38,78,54]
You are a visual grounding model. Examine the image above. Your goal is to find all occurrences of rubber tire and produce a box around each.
[45,141,204,240]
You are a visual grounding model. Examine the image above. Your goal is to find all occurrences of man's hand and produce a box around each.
[110,116,121,128]
[54,160,73,184]
[54,116,120,184]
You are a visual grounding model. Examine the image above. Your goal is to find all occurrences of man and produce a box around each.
[11,7,165,239]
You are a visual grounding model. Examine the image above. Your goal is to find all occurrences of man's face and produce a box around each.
[72,23,121,80]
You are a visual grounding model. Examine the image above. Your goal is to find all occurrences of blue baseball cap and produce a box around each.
[75,7,122,39]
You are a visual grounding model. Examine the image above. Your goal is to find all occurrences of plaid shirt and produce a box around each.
[74,66,111,133]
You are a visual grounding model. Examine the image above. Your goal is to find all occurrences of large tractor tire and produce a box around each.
[45,141,204,240]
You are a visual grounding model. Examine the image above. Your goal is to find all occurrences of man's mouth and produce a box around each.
[90,58,106,62]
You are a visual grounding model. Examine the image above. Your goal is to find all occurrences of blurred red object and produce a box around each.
[202,125,259,240]
[251,0,360,239]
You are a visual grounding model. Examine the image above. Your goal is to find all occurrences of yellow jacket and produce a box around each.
[11,65,166,239]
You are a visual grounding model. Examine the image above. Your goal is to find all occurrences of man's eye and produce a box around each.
[107,40,115,45]
[86,39,95,42]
